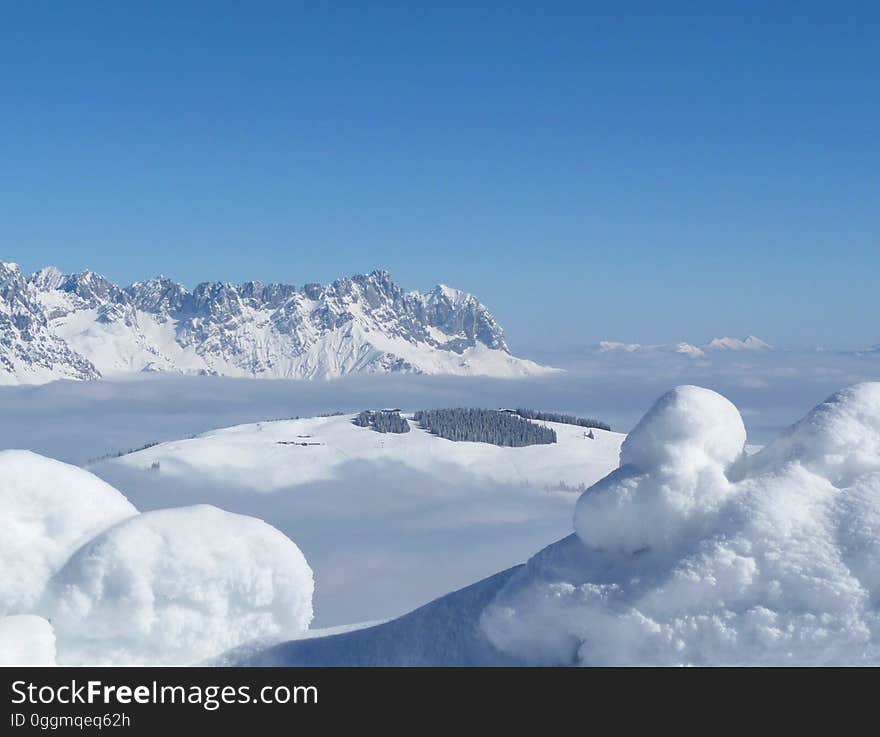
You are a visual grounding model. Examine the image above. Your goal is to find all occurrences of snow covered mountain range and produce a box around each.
[597,335,773,359]
[0,263,551,384]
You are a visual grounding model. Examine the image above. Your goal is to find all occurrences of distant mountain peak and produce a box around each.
[596,335,773,358]
[597,341,708,359]
[30,266,65,291]
[707,335,773,351]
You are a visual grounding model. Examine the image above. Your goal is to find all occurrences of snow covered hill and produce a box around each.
[218,567,520,667]
[91,412,624,626]
[0,263,552,384]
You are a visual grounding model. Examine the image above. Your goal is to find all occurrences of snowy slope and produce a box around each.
[0,264,553,383]
[227,382,880,667]
[218,568,520,667]
[91,414,624,626]
[97,413,621,492]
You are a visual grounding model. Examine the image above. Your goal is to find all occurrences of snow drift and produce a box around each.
[573,386,746,554]
[44,505,314,665]
[0,450,138,615]
[481,382,880,665]
[0,450,315,665]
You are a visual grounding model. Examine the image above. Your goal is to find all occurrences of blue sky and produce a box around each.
[1,2,877,351]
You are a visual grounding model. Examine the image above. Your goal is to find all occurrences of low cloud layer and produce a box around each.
[0,348,876,466]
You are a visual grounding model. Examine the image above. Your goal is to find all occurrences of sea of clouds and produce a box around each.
[2,349,879,665]
[1,348,876,466]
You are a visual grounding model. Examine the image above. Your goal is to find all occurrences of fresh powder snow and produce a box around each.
[481,382,880,665]
[0,451,315,666]
[0,450,138,615]
[43,505,314,665]
[0,615,56,666]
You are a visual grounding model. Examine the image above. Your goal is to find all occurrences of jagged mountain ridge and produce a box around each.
[0,263,101,383]
[0,263,551,384]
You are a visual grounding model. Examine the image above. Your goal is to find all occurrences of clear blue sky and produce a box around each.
[1,2,877,350]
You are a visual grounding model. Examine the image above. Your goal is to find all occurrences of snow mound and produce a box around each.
[44,505,314,665]
[574,386,745,554]
[482,382,880,665]
[743,382,880,487]
[0,450,138,615]
[0,615,56,665]
[621,385,746,470]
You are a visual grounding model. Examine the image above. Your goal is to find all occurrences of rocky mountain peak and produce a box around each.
[30,266,65,291]
[61,270,124,308]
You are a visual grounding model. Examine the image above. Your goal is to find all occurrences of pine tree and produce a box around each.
[352,410,411,433]
[515,408,610,431]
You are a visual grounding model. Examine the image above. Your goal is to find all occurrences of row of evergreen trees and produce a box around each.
[88,440,160,464]
[413,408,557,447]
[514,408,610,431]
[352,410,411,433]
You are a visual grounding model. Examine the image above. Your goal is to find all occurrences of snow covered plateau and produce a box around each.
[0,262,552,383]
